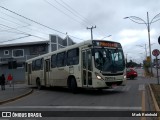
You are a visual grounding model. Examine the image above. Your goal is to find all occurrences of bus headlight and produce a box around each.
[95,72,103,80]
[124,75,126,79]
[97,75,102,80]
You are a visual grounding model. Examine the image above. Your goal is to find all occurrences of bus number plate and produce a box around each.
[105,77,115,81]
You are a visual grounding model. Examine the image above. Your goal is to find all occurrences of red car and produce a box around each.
[126,68,138,79]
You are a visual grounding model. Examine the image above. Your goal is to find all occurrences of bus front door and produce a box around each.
[82,49,92,87]
[44,59,50,87]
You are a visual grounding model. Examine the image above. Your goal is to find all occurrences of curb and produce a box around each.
[0,88,33,105]
[148,84,160,120]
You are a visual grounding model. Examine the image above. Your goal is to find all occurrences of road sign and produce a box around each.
[146,56,150,62]
[152,49,160,57]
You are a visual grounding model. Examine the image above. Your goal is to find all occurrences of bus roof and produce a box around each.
[26,40,121,62]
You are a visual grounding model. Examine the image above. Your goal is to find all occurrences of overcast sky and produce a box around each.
[0,0,160,63]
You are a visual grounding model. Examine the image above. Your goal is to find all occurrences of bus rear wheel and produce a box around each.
[36,79,42,90]
[68,77,77,94]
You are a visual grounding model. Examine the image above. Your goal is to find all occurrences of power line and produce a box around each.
[59,0,93,26]
[30,34,49,41]
[45,0,107,40]
[58,0,107,37]
[0,11,31,26]
[0,24,30,36]
[0,15,50,36]
[54,0,89,26]
[0,17,52,41]
[0,5,85,41]
[0,23,48,41]
[0,16,29,27]
[0,11,61,41]
[0,5,64,34]
[0,35,31,43]
[0,25,30,33]
[0,12,51,37]
[0,10,67,37]
[43,0,87,27]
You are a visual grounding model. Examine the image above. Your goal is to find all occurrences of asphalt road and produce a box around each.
[0,68,157,120]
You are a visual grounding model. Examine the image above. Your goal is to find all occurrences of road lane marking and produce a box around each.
[0,106,142,110]
[121,86,130,91]
[141,91,145,112]
[139,84,145,91]
[140,84,146,120]
[141,91,146,120]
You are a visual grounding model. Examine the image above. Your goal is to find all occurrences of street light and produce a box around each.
[124,12,160,76]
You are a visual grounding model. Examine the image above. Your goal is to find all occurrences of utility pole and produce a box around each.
[145,44,147,59]
[147,12,153,76]
[87,26,96,40]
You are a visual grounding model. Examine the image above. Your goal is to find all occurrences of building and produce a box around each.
[49,34,75,52]
[0,34,75,82]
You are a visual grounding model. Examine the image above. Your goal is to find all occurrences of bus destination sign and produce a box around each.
[93,41,120,48]
[99,42,118,47]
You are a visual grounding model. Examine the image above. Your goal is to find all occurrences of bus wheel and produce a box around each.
[36,79,42,90]
[69,77,77,94]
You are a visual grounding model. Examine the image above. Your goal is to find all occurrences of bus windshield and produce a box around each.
[94,48,125,73]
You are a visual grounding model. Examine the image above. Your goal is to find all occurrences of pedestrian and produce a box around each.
[7,73,13,87]
[0,74,5,90]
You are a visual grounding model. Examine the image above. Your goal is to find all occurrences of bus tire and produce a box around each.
[36,79,42,90]
[68,77,77,94]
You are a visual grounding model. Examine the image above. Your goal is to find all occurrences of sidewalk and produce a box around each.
[0,84,33,105]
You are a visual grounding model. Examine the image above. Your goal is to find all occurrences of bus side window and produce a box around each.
[74,48,79,65]
[32,60,35,71]
[35,59,41,70]
[41,58,44,70]
[67,48,79,66]
[57,52,66,67]
[51,54,57,68]
[33,58,43,71]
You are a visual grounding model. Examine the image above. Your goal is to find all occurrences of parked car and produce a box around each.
[126,68,138,79]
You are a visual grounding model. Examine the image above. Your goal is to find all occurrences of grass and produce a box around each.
[150,84,160,108]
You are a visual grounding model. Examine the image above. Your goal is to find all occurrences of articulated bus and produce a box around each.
[25,40,126,93]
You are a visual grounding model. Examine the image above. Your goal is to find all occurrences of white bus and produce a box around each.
[25,40,126,93]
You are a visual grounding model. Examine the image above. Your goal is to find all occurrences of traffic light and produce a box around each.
[8,61,17,69]
[158,36,160,45]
